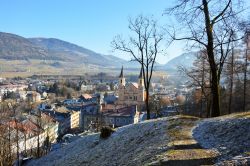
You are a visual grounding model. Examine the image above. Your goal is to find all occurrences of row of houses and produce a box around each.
[0,81,47,102]
[1,112,58,154]
[39,101,138,134]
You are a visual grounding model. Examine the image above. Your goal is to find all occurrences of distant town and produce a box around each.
[0,66,189,154]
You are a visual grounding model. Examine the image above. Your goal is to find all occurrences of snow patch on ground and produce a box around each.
[193,113,250,162]
[26,118,169,166]
[26,113,250,166]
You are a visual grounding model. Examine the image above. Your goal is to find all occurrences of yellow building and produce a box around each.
[116,66,145,109]
[70,111,81,129]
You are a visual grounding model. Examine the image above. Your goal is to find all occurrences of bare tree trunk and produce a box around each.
[201,55,205,117]
[228,48,234,114]
[145,89,150,119]
[203,0,220,117]
[243,49,248,111]
[8,124,11,162]
[206,96,211,118]
[15,119,20,166]
[24,133,27,155]
[37,127,40,158]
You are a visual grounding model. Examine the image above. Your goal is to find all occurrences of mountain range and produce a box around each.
[163,52,197,70]
[0,32,129,67]
[0,32,196,75]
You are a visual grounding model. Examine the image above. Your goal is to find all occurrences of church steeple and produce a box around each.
[138,67,144,87]
[138,67,143,79]
[119,66,126,86]
[119,66,124,78]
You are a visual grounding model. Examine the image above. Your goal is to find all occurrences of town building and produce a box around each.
[0,83,28,95]
[116,66,145,110]
[80,84,94,92]
[101,104,136,127]
[5,113,59,153]
[70,111,81,129]
[26,91,41,103]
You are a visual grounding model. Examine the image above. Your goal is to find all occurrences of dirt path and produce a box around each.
[150,116,219,166]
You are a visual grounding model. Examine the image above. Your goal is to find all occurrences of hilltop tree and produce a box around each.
[166,0,244,117]
[112,15,164,119]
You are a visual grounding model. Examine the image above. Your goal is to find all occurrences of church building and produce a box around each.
[116,66,145,109]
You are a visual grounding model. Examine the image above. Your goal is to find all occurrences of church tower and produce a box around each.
[138,67,144,88]
[119,66,126,86]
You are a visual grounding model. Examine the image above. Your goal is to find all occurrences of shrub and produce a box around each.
[100,126,115,139]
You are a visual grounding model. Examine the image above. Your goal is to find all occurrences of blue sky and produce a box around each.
[0,0,249,64]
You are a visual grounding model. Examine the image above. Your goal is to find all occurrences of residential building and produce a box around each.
[0,83,28,95]
[102,104,136,127]
[70,111,80,129]
[80,84,94,92]
[26,91,41,103]
[78,93,93,103]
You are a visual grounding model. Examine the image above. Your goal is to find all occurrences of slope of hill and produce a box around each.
[0,32,50,60]
[0,31,201,76]
[26,112,250,166]
[28,38,126,66]
[163,52,197,70]
[27,118,169,166]
[0,32,127,67]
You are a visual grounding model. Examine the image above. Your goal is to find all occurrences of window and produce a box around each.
[134,96,137,101]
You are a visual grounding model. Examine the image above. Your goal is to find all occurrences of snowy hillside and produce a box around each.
[26,112,250,166]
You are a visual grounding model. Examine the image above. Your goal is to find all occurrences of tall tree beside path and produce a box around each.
[166,0,245,117]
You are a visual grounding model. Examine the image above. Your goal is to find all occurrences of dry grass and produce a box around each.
[167,115,199,144]
[168,139,198,147]
[245,152,250,156]
[153,115,220,164]
[165,149,219,160]
[229,112,250,119]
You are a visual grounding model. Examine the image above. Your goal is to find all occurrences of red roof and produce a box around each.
[8,120,24,131]
[80,93,92,99]
[7,119,42,134]
[101,104,136,117]
[22,119,41,134]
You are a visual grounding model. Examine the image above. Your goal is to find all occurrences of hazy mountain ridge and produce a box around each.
[0,32,196,74]
[0,32,52,60]
[0,32,127,67]
[164,52,196,70]
[28,38,127,66]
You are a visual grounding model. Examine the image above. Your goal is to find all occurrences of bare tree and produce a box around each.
[223,33,241,114]
[166,0,244,117]
[0,102,13,166]
[112,15,164,119]
[226,49,235,114]
[179,50,211,117]
[243,30,250,111]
